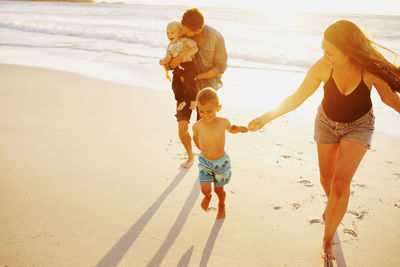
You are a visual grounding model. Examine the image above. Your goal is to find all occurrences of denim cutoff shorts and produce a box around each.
[314,105,375,148]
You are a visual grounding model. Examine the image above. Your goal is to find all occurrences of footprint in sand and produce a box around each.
[352,183,367,189]
[298,179,314,187]
[291,203,302,210]
[343,228,358,237]
[308,218,324,224]
[347,209,368,220]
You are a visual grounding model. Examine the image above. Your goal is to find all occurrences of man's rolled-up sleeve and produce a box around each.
[211,35,227,75]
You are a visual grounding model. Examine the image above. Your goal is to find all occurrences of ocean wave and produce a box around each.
[0,19,315,72]
[0,41,310,74]
[0,20,163,49]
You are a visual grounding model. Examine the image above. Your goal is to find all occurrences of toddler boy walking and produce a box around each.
[192,87,247,218]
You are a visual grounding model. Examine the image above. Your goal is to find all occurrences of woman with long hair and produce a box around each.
[248,20,400,260]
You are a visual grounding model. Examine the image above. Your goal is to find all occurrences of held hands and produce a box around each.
[248,116,268,132]
[237,126,248,133]
[231,125,248,133]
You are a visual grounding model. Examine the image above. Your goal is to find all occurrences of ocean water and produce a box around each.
[0,0,399,134]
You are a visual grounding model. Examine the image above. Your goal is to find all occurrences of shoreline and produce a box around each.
[1,53,399,137]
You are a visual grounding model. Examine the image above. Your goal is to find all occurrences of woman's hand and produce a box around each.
[248,115,268,132]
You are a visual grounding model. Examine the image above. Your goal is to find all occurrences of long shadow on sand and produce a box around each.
[199,219,225,267]
[324,231,347,267]
[177,245,194,267]
[95,169,189,267]
[146,178,200,266]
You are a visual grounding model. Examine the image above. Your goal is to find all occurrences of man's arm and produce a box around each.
[211,34,227,76]
[169,54,183,69]
[196,34,227,80]
[185,46,198,59]
[196,69,217,80]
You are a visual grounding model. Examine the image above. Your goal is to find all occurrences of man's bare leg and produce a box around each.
[200,183,212,211]
[178,120,194,168]
[214,186,226,219]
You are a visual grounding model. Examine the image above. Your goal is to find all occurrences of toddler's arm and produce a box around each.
[228,125,248,133]
[225,118,248,134]
[181,39,198,62]
[160,50,172,66]
[192,122,201,149]
[183,39,198,56]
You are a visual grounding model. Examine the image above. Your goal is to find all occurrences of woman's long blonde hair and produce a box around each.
[324,20,400,93]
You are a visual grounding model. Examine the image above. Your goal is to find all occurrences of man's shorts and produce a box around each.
[198,153,231,187]
[175,102,200,122]
[314,105,375,148]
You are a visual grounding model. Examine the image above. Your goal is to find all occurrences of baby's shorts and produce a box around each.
[198,153,231,187]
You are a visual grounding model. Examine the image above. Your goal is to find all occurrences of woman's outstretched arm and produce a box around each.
[248,59,326,131]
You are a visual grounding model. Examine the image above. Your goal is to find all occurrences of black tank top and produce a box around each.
[322,69,372,123]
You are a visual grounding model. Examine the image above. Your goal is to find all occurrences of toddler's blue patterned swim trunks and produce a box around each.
[198,153,231,187]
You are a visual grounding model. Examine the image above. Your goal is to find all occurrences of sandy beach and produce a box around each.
[1,63,399,266]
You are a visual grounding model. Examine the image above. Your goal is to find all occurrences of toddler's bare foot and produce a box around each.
[201,195,211,211]
[180,157,194,168]
[217,204,225,219]
[189,101,196,110]
[322,240,335,261]
[177,101,187,111]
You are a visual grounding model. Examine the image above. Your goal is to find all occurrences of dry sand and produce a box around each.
[1,64,399,266]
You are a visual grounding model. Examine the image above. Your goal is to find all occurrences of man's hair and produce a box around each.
[181,8,204,31]
[196,87,219,105]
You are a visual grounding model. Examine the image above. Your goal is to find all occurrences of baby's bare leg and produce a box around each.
[189,101,196,110]
[200,183,212,211]
[214,186,226,218]
[177,101,187,111]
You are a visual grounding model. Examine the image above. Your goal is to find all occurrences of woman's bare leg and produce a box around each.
[317,143,340,220]
[323,139,367,260]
